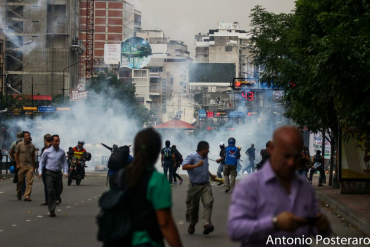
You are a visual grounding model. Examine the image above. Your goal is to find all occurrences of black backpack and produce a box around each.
[97,171,132,246]
[108,148,129,171]
[97,169,164,246]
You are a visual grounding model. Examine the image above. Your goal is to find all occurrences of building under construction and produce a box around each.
[1,0,83,97]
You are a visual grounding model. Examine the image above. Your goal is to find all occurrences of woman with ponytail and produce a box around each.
[121,128,183,247]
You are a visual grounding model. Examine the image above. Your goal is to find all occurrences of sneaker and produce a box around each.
[225,187,230,193]
[17,194,21,200]
[217,182,224,186]
[50,212,56,217]
[203,224,214,235]
[188,224,195,234]
[173,182,177,185]
[179,179,183,185]
[56,200,61,205]
[41,201,48,205]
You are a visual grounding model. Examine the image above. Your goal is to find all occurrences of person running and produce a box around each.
[14,131,36,201]
[216,142,226,186]
[223,137,240,193]
[309,150,325,186]
[171,145,183,185]
[40,134,61,206]
[117,128,183,247]
[161,140,176,184]
[255,140,272,170]
[242,143,256,174]
[38,135,68,217]
[182,141,217,235]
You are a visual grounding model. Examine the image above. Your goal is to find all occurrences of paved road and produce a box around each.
[0,173,368,247]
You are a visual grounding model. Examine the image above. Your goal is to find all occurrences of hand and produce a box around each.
[276,212,306,231]
[197,160,204,167]
[64,174,68,178]
[210,174,217,180]
[16,164,20,170]
[216,158,221,163]
[315,213,330,232]
[38,174,42,179]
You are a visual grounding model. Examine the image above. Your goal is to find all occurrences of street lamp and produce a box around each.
[62,58,87,104]
[1,40,33,106]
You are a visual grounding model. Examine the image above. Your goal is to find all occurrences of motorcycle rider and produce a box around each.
[72,141,86,177]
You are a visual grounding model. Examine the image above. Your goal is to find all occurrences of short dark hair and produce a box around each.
[165,140,170,147]
[23,131,30,137]
[316,150,321,155]
[51,135,60,141]
[171,145,176,149]
[197,141,209,152]
[44,134,52,142]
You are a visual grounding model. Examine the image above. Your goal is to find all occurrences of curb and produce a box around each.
[316,190,370,236]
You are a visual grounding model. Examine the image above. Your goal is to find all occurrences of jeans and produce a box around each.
[309,166,325,184]
[242,158,255,174]
[236,160,242,176]
[163,160,174,184]
[173,167,183,182]
[217,163,224,178]
[297,169,307,179]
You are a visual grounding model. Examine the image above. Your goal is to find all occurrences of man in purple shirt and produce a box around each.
[228,126,331,246]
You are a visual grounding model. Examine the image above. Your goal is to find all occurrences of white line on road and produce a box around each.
[26,220,31,222]
[12,224,16,227]
[37,216,43,218]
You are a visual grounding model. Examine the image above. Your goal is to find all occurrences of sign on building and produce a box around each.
[70,83,88,101]
[38,106,56,113]
[104,44,121,65]
[273,91,283,101]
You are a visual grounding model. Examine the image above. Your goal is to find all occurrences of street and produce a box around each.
[0,173,368,247]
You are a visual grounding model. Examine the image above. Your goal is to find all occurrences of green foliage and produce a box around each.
[87,72,150,125]
[250,1,370,140]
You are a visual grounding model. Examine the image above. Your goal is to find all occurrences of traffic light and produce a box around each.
[289,82,296,88]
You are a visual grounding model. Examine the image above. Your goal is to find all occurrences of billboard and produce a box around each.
[189,63,236,83]
[340,136,370,180]
[70,84,88,101]
[104,44,121,64]
[120,37,152,69]
[309,132,331,159]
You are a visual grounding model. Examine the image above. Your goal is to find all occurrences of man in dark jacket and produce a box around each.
[172,145,183,185]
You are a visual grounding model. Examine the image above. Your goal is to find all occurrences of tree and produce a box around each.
[86,72,150,126]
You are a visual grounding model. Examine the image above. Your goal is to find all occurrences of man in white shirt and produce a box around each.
[38,135,68,217]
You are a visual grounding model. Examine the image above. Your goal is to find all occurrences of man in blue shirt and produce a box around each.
[38,135,68,217]
[182,141,217,236]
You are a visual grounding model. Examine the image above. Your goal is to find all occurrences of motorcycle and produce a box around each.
[68,157,84,186]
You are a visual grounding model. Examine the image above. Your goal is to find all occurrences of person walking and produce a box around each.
[309,150,325,186]
[216,142,226,186]
[227,126,331,246]
[38,135,68,217]
[9,131,25,194]
[40,134,61,206]
[14,131,36,201]
[161,140,176,184]
[114,128,183,247]
[182,141,217,235]
[255,140,272,170]
[242,144,256,174]
[223,137,240,193]
[171,145,183,185]
[297,147,310,179]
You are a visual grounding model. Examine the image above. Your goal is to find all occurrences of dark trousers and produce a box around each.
[173,167,182,182]
[42,169,61,202]
[46,170,63,213]
[163,160,174,184]
[309,166,325,185]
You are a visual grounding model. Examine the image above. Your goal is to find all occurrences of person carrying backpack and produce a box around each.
[171,145,183,185]
[309,150,325,186]
[96,128,183,247]
[223,137,240,193]
[161,140,176,184]
[107,145,132,189]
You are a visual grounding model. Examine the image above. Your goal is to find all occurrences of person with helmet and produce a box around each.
[223,137,240,193]
[73,141,87,177]
[216,142,226,186]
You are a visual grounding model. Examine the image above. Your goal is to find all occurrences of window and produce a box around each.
[225,46,232,52]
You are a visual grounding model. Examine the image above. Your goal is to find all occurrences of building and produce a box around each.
[1,0,81,97]
[79,0,141,78]
[0,20,5,102]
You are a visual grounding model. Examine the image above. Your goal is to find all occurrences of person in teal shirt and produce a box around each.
[121,128,183,247]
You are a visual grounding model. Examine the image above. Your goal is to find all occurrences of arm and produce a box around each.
[32,149,36,170]
[156,208,183,247]
[38,152,46,177]
[14,146,20,169]
[101,143,112,152]
[161,152,164,167]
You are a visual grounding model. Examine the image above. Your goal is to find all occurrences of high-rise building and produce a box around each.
[1,0,81,96]
[79,0,141,77]
[0,20,5,100]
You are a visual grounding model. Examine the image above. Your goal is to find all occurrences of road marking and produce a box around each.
[12,224,16,227]
[81,201,84,202]
[66,206,71,209]
[37,215,43,218]
[75,203,78,205]
[0,230,3,232]
[57,209,62,212]
[88,199,91,200]
[26,220,31,222]
[0,192,4,194]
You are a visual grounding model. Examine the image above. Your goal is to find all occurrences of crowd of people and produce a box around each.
[2,126,330,247]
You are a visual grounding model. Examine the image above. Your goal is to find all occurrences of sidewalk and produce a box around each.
[312,174,370,236]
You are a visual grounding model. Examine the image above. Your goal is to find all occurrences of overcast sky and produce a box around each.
[128,0,296,57]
